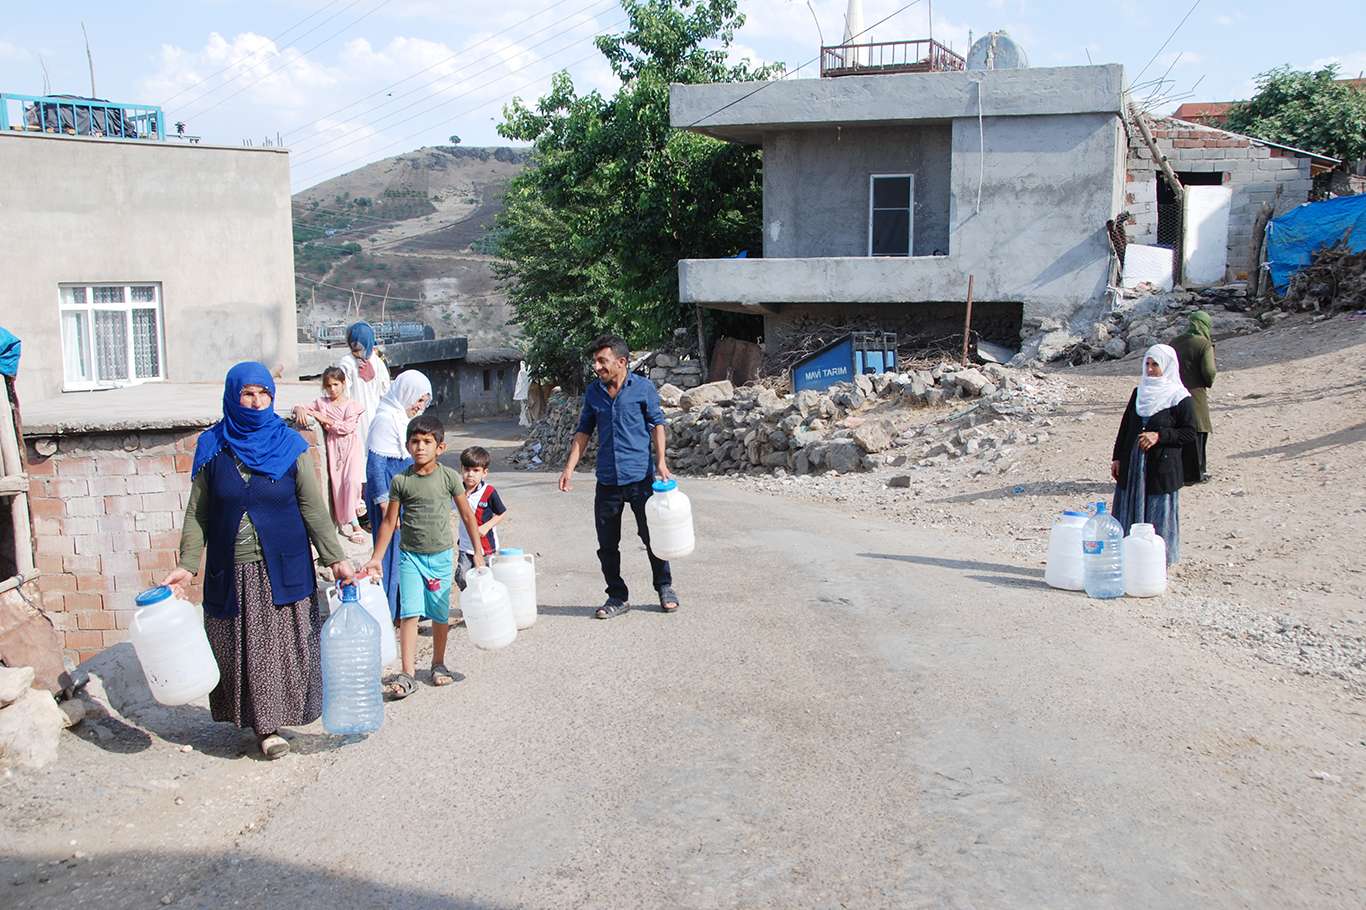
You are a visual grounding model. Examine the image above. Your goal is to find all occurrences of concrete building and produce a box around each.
[670,62,1128,350]
[458,348,522,419]
[0,103,296,406]
[1123,117,1334,282]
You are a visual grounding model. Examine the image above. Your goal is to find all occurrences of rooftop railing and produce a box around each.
[820,39,966,78]
[1,93,164,141]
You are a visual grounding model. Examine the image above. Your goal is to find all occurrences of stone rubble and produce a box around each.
[0,678,67,770]
[512,360,1072,477]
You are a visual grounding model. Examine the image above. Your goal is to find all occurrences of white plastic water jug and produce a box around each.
[644,479,694,560]
[490,548,537,630]
[1045,510,1089,591]
[129,586,221,706]
[1123,523,1168,597]
[326,577,397,666]
[461,567,516,650]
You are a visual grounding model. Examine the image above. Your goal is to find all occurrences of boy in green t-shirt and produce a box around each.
[365,414,484,699]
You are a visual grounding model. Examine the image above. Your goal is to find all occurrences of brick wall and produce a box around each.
[25,422,324,664]
[1124,121,1314,282]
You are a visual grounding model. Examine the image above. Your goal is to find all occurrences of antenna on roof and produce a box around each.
[80,21,96,97]
[38,55,51,95]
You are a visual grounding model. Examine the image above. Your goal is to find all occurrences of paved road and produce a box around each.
[4,423,1363,908]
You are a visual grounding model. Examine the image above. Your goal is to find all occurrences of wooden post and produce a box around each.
[0,384,35,583]
[1247,185,1283,299]
[961,274,975,366]
[695,303,709,379]
[1128,102,1184,204]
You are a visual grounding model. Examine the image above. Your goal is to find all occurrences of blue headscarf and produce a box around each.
[191,362,310,480]
[0,327,19,378]
[347,321,376,359]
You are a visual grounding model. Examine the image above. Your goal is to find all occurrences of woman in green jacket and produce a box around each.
[1169,311,1216,481]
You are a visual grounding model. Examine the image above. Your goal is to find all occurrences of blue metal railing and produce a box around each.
[0,93,164,141]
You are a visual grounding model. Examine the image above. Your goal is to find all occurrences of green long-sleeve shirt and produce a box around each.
[177,453,347,573]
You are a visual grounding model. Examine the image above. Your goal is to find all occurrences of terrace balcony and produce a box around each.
[819,39,965,78]
[1,93,164,141]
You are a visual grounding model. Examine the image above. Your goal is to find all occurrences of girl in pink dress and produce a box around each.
[293,367,366,543]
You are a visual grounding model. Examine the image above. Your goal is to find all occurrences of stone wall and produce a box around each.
[1125,119,1315,282]
[24,422,326,664]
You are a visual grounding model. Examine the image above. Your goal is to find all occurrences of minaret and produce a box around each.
[843,0,866,65]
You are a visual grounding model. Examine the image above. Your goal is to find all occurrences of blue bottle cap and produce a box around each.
[1094,502,1107,513]
[340,583,359,602]
[135,586,173,607]
[652,479,678,493]
[497,547,524,556]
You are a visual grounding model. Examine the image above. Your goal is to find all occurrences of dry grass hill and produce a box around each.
[291,145,529,348]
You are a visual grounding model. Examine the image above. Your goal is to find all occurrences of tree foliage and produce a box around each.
[1225,65,1366,164]
[493,0,776,388]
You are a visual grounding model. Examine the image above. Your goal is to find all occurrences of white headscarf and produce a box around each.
[1135,344,1190,418]
[366,370,432,458]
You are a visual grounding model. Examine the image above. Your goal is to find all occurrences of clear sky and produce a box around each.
[1,0,1361,189]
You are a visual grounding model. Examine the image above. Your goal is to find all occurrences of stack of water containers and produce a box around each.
[321,583,384,735]
[1047,502,1167,599]
[129,586,220,706]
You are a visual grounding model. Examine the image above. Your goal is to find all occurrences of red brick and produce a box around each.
[26,457,56,477]
[97,514,136,534]
[39,573,78,593]
[76,609,115,630]
[29,497,64,519]
[150,530,181,550]
[135,512,175,533]
[102,553,140,574]
[42,590,66,612]
[137,549,179,571]
[97,456,137,475]
[35,535,75,556]
[105,494,145,514]
[75,573,115,593]
[175,433,200,453]
[142,492,182,512]
[63,630,102,650]
[174,453,193,473]
[65,592,104,612]
[1173,139,1198,148]
[126,474,173,494]
[112,610,136,630]
[55,457,97,477]
[49,611,77,630]
[101,629,129,647]
[88,476,128,496]
[111,572,150,592]
[36,554,65,574]
[59,517,99,537]
[75,648,101,662]
[137,455,176,475]
[32,516,62,536]
[46,478,89,498]
[62,553,101,574]
[65,496,105,517]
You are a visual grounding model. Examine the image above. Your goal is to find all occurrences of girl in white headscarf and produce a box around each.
[364,370,433,616]
[1109,344,1198,565]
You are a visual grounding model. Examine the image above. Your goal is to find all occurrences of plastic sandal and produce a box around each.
[594,599,631,620]
[658,585,680,613]
[386,672,417,700]
[430,664,458,687]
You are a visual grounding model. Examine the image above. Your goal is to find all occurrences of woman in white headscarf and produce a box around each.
[364,370,433,618]
[1109,344,1199,565]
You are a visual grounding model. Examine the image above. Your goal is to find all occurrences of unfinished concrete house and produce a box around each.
[670,36,1127,354]
[0,92,300,663]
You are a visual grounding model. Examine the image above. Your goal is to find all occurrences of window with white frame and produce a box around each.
[59,284,165,390]
[868,174,916,257]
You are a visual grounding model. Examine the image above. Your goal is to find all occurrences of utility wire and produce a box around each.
[173,0,395,118]
[296,274,512,305]
[282,0,595,139]
[1128,0,1202,90]
[289,26,620,175]
[287,10,616,161]
[160,0,353,107]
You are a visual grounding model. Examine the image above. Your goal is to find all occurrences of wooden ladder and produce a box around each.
[0,383,35,594]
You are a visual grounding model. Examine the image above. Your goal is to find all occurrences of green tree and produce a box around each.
[494,0,776,388]
[1225,65,1366,164]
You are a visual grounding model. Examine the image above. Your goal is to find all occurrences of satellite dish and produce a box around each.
[966,31,1029,71]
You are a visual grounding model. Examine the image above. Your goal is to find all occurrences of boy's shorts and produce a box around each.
[397,548,453,623]
[455,550,477,592]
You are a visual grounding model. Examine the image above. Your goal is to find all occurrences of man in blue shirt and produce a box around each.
[559,335,680,619]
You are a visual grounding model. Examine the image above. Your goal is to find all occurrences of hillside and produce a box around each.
[291,145,529,348]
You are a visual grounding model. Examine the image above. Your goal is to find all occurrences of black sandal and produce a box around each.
[386,672,417,700]
[658,585,680,613]
[594,599,631,620]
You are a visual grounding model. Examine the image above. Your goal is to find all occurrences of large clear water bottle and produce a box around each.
[321,583,384,735]
[1082,502,1126,599]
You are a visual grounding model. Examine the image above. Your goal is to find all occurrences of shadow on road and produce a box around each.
[0,849,514,910]
[929,480,1113,505]
[1233,421,1366,461]
[537,603,599,619]
[965,573,1050,592]
[858,552,1045,579]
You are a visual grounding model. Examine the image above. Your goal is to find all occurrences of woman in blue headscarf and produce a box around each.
[335,321,391,455]
[163,363,354,759]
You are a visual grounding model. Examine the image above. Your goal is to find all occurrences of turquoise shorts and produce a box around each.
[397,548,453,624]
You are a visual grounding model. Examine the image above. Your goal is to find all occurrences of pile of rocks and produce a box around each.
[0,665,69,769]
[639,351,706,390]
[1018,285,1266,367]
[508,389,596,472]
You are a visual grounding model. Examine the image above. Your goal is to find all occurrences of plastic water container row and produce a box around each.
[1045,502,1167,599]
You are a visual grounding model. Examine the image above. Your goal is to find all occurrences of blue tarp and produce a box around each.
[1265,194,1366,293]
[0,327,19,378]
